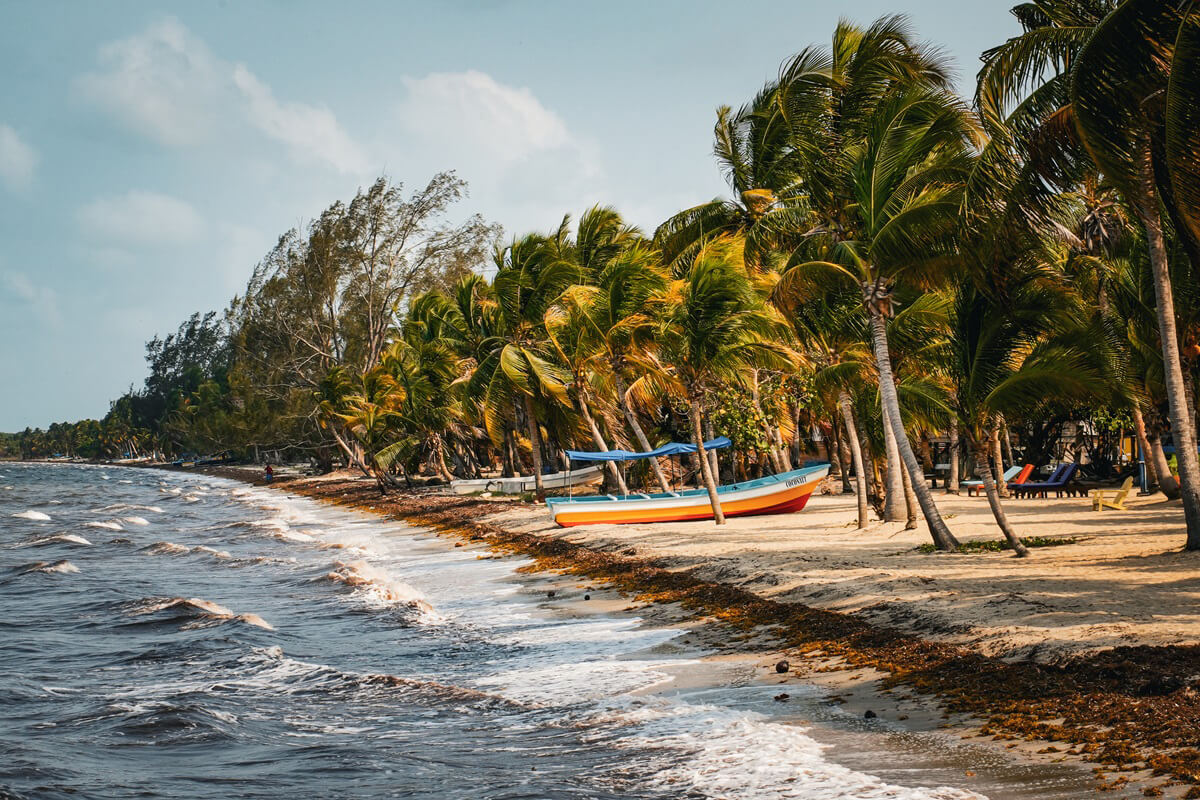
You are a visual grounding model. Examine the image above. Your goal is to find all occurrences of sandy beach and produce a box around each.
[487,487,1198,663]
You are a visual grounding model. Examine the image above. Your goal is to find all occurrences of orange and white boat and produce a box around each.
[546,464,830,527]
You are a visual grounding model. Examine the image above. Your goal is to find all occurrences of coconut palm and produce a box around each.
[469,234,579,501]
[1069,0,1200,548]
[778,81,976,550]
[654,82,811,275]
[652,237,792,524]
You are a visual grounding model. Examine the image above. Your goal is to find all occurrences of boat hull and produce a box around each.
[548,465,829,527]
[451,465,604,495]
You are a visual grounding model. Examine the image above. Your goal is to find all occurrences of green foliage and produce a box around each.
[916,536,1084,554]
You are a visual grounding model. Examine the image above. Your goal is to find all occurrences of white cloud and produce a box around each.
[78,190,205,247]
[0,124,37,190]
[75,19,223,147]
[232,65,369,174]
[2,270,60,325]
[77,18,366,173]
[398,71,574,162]
[389,70,603,234]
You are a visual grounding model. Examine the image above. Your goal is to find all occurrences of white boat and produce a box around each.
[450,465,605,495]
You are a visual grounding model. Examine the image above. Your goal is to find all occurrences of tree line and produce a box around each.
[10,3,1200,552]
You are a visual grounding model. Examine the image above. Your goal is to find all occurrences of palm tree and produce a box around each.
[948,277,1112,556]
[470,234,578,501]
[779,83,975,551]
[653,237,791,523]
[770,285,873,528]
[654,81,811,275]
[583,242,675,492]
[1070,0,1200,548]
[544,284,630,495]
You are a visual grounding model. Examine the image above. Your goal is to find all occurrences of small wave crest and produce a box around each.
[140,542,191,556]
[27,534,92,547]
[123,516,150,526]
[13,559,80,575]
[12,510,51,522]
[84,520,123,531]
[126,597,275,631]
[320,560,435,615]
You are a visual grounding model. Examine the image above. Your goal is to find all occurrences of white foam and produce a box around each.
[30,534,93,546]
[84,521,123,531]
[13,510,51,521]
[618,700,986,800]
[323,560,436,616]
[123,516,150,526]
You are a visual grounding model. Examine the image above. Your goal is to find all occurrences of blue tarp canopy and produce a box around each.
[566,436,732,463]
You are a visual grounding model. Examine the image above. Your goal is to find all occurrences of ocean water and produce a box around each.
[0,464,1095,799]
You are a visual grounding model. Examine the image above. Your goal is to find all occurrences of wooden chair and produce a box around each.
[1093,476,1134,511]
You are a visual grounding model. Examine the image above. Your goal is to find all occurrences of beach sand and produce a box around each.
[480,488,1197,663]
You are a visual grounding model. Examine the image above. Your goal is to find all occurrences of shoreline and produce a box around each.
[114,463,1200,795]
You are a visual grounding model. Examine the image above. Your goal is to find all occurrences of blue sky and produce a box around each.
[0,1,1020,430]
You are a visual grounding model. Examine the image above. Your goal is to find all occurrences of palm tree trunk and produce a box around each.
[838,391,869,529]
[947,417,960,494]
[880,397,906,522]
[974,431,1028,557]
[689,400,725,524]
[991,427,1009,498]
[1002,420,1015,473]
[523,394,546,502]
[899,453,919,530]
[704,418,719,479]
[577,395,629,495]
[1135,173,1200,549]
[1131,405,1159,491]
[612,371,672,492]
[431,433,453,482]
[867,308,959,550]
[1149,431,1180,498]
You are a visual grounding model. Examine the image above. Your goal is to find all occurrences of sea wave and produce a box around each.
[14,560,80,575]
[321,560,436,615]
[126,597,275,631]
[27,534,92,547]
[12,510,51,522]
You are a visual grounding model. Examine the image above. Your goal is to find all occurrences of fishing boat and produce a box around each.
[546,463,830,527]
[450,465,604,495]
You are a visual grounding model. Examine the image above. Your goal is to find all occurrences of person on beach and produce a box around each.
[264,464,274,484]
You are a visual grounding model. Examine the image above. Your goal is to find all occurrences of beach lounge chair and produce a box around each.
[1012,462,1080,499]
[1093,476,1134,511]
[962,465,1021,497]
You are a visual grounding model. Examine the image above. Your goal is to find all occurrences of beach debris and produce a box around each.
[773,693,790,702]
[546,590,555,598]
[584,594,590,600]
[864,710,877,719]
[775,659,790,674]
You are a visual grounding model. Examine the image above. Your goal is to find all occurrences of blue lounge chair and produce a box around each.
[960,465,1021,497]
[1012,462,1082,498]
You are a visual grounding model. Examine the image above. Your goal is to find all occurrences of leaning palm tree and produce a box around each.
[770,284,873,528]
[544,284,630,494]
[1070,0,1200,548]
[469,234,579,501]
[778,83,976,551]
[949,277,1113,556]
[653,237,791,524]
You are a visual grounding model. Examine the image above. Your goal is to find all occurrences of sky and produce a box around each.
[0,0,1021,431]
